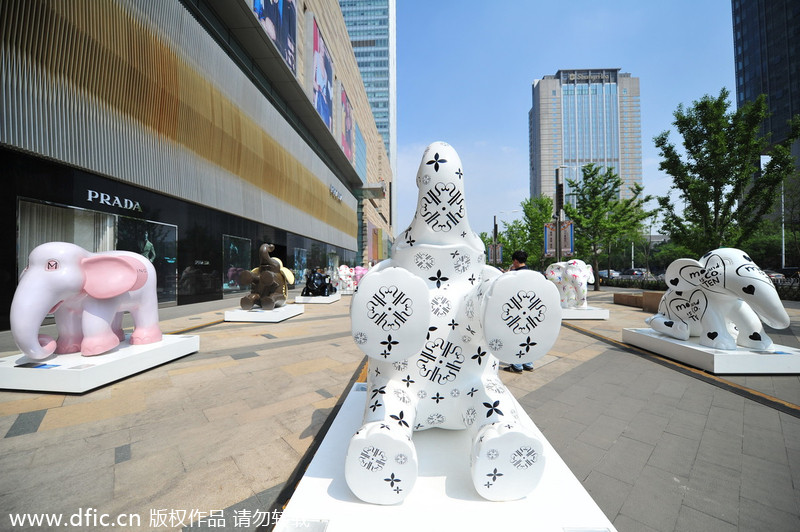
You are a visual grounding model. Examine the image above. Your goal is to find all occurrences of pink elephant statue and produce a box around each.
[354,265,368,285]
[10,242,162,360]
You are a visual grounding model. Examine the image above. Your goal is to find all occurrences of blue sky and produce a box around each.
[394,0,736,236]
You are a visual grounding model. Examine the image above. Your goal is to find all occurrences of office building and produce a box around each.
[732,0,800,159]
[0,0,393,328]
[339,0,397,231]
[529,69,642,204]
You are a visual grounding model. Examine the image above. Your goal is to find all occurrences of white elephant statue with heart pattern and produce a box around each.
[646,248,790,350]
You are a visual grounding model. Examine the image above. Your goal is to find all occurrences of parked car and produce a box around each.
[597,269,620,280]
[619,268,654,280]
[762,270,786,282]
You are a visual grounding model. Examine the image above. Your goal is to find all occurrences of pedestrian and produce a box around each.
[504,250,535,373]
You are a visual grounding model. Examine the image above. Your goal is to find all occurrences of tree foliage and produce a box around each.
[563,164,655,289]
[654,88,800,256]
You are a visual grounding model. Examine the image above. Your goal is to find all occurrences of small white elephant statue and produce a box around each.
[545,259,594,309]
[338,265,356,294]
[646,248,790,350]
[347,142,562,504]
[10,242,162,360]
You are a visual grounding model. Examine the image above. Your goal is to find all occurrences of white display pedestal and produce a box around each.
[224,305,304,322]
[274,384,616,532]
[562,306,609,320]
[623,327,800,374]
[295,293,341,304]
[0,334,200,393]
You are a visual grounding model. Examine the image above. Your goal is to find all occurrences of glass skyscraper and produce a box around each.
[339,0,397,227]
[732,0,800,158]
[529,69,642,204]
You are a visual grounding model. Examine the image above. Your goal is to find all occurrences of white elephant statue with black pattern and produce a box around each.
[545,259,594,309]
[347,142,562,504]
[646,248,790,350]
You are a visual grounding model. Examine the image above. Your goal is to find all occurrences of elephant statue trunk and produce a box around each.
[11,254,87,360]
[10,290,65,360]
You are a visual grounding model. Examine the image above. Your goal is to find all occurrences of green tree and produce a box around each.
[563,164,655,290]
[654,88,800,256]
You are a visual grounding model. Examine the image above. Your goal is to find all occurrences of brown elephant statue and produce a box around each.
[239,243,293,311]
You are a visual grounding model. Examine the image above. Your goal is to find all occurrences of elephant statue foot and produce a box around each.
[471,421,545,501]
[81,331,122,357]
[130,325,163,345]
[345,420,419,505]
[240,294,258,311]
[54,335,82,354]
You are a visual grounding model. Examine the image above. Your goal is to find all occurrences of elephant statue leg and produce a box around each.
[467,383,545,501]
[345,381,420,505]
[471,420,545,501]
[111,312,126,343]
[80,301,124,356]
[698,304,738,350]
[729,299,774,349]
[646,314,692,341]
[240,293,259,311]
[53,303,83,354]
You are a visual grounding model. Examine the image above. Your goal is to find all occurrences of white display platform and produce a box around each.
[623,328,800,374]
[224,305,304,322]
[562,306,609,320]
[274,383,616,532]
[0,334,200,393]
[295,293,341,304]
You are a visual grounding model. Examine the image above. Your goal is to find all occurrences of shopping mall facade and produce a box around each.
[0,0,394,328]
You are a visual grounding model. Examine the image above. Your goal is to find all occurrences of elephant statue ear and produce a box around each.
[665,258,703,291]
[81,255,147,299]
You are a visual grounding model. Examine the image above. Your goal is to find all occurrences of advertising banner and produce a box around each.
[252,0,297,74]
[312,18,334,130]
[544,221,574,258]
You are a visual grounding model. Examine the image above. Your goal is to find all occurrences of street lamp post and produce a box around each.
[491,210,520,266]
[554,167,565,263]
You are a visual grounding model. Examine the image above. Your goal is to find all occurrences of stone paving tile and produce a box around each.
[618,464,687,532]
[664,407,707,441]
[696,427,744,473]
[681,458,740,526]
[740,453,798,514]
[621,409,670,446]
[576,414,629,450]
[582,469,632,522]
[613,513,661,532]
[594,435,654,485]
[742,423,789,464]
[648,431,700,478]
[738,496,800,532]
[675,504,738,532]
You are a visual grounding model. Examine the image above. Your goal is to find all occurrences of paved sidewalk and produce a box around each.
[0,288,798,531]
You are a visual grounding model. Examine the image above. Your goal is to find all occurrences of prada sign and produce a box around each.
[86,189,143,212]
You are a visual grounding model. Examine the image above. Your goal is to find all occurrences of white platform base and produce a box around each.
[224,305,304,322]
[295,293,341,304]
[623,328,800,374]
[274,384,616,532]
[562,306,609,320]
[0,334,200,393]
